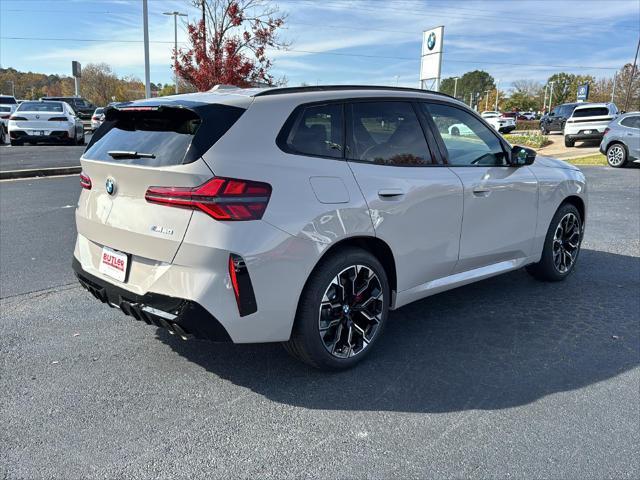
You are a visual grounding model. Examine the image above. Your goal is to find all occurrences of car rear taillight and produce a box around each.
[145,177,272,221]
[604,127,610,135]
[92,116,99,120]
[48,116,68,121]
[9,116,26,121]
[79,172,92,190]
[0,115,9,119]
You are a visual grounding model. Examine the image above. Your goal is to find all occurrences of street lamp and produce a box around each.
[494,79,500,111]
[164,11,188,94]
[485,89,490,111]
[453,76,459,98]
[548,80,556,111]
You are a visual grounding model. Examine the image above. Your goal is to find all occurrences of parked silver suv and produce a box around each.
[599,112,640,167]
[73,86,587,370]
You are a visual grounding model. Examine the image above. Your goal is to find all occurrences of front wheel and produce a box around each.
[564,136,575,147]
[606,143,627,168]
[283,247,390,370]
[527,203,583,282]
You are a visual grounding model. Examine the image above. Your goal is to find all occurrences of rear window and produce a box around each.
[17,102,63,112]
[84,104,245,166]
[279,103,344,158]
[573,107,609,117]
[94,108,104,114]
[620,116,640,128]
[0,96,17,104]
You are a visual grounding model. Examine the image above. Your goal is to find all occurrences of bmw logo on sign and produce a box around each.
[427,32,436,50]
[105,178,116,195]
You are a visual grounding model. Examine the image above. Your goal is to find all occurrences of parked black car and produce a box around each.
[40,96,96,120]
[540,103,578,134]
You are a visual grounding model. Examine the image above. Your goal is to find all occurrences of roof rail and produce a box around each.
[253,85,457,100]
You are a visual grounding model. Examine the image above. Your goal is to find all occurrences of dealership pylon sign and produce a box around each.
[420,26,444,91]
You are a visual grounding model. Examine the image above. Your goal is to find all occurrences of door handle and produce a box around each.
[378,188,405,199]
[472,188,491,197]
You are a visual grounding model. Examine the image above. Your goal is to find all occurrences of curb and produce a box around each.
[0,166,81,180]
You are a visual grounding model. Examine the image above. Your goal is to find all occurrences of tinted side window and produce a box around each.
[620,116,640,129]
[423,103,507,167]
[284,103,343,158]
[347,101,432,166]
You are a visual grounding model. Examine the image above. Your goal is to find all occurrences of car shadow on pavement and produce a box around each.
[157,249,639,413]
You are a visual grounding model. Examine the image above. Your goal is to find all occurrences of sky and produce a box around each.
[1,0,639,92]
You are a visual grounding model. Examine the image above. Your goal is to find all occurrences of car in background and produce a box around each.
[480,111,516,133]
[563,102,619,147]
[599,112,640,167]
[8,100,85,146]
[40,96,96,121]
[540,103,578,134]
[519,111,536,120]
[91,107,105,131]
[0,105,13,143]
[0,94,18,107]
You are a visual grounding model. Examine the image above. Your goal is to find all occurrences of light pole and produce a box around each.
[453,76,459,98]
[485,90,490,111]
[143,0,151,98]
[494,79,500,111]
[542,84,548,112]
[611,73,616,104]
[5,80,15,97]
[164,11,187,94]
[548,80,556,111]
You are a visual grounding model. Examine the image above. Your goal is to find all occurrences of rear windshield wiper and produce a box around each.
[108,150,156,159]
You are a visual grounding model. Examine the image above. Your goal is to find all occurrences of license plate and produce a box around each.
[33,130,45,136]
[99,246,129,282]
[584,130,592,134]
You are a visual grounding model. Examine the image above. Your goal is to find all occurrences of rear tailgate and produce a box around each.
[76,102,246,264]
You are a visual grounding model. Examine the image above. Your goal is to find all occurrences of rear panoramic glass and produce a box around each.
[573,107,609,117]
[84,104,245,166]
[0,96,17,104]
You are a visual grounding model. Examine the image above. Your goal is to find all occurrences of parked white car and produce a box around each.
[91,107,105,131]
[480,111,516,133]
[520,111,536,120]
[563,102,619,147]
[8,100,85,146]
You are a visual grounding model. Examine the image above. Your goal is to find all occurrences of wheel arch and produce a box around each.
[561,195,585,222]
[302,235,398,306]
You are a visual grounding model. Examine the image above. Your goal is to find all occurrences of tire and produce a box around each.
[283,247,390,370]
[526,203,583,282]
[606,142,627,168]
[451,126,460,136]
[540,125,548,135]
[76,131,85,146]
[10,140,22,146]
[0,129,5,144]
[564,136,575,147]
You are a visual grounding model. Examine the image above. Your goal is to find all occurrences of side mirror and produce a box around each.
[510,145,536,166]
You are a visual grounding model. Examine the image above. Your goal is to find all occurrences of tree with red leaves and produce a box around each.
[174,0,288,91]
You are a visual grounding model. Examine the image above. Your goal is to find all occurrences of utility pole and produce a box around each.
[142,0,151,98]
[542,84,548,112]
[611,73,617,104]
[623,36,640,112]
[494,80,500,111]
[485,90,490,111]
[453,76,459,98]
[548,80,556,111]
[201,0,207,54]
[164,11,187,94]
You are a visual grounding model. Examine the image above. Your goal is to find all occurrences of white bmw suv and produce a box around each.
[73,86,587,370]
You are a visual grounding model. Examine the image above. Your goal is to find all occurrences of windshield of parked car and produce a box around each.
[17,101,64,112]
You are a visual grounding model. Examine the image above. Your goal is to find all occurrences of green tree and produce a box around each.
[545,72,595,107]
[440,70,496,104]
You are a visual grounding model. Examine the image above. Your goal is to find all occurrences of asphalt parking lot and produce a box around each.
[0,134,92,172]
[1,162,639,477]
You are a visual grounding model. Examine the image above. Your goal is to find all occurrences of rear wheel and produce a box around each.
[564,136,575,147]
[76,130,85,146]
[10,139,22,146]
[283,247,390,370]
[540,125,548,135]
[606,143,627,168]
[527,203,583,282]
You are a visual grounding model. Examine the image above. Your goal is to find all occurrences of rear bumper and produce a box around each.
[9,129,72,143]
[565,132,604,141]
[73,257,232,342]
